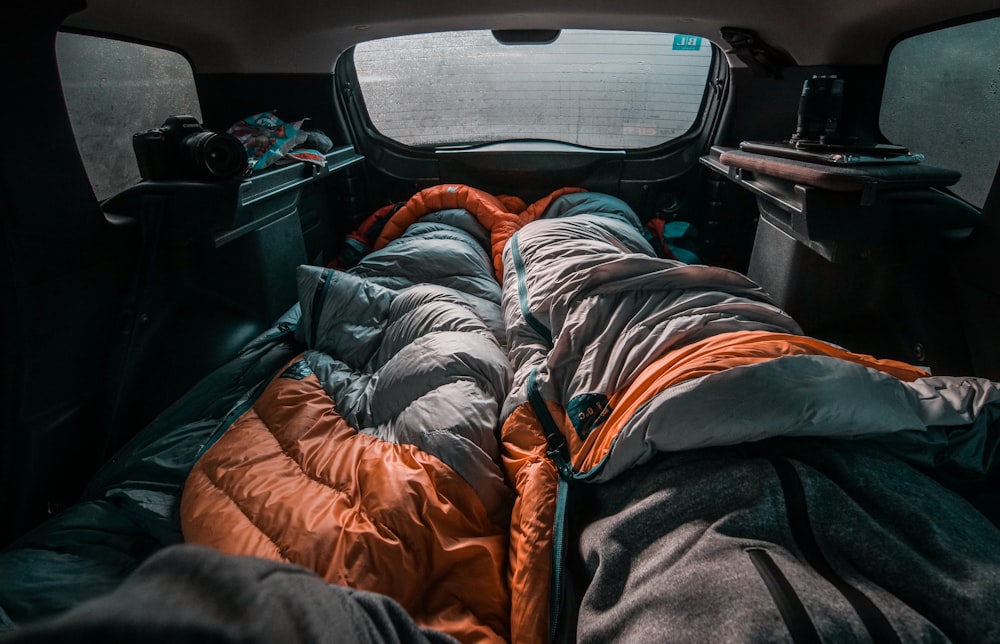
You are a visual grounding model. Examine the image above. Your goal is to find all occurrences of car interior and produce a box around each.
[2,0,998,639]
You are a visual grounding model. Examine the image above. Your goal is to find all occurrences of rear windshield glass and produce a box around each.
[352,30,714,150]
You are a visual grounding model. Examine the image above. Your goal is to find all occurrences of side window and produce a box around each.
[56,32,202,201]
[879,16,1000,208]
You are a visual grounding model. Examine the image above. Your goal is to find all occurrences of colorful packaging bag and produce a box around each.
[227,111,306,171]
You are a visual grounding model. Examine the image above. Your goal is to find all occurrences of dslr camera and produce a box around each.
[132,115,249,181]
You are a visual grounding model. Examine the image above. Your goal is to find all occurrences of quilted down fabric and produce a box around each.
[496,191,1000,642]
[181,208,514,642]
[181,185,1000,644]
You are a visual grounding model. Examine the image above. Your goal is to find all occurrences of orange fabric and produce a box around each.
[370,183,587,281]
[498,331,931,638]
[564,330,930,473]
[489,219,522,281]
[501,403,560,644]
[181,357,510,643]
[184,184,590,643]
[186,185,939,642]
[496,194,528,212]
[372,184,518,253]
[489,186,587,280]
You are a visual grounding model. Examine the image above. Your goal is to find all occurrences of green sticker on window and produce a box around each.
[672,35,702,50]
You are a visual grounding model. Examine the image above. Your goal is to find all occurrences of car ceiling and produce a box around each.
[61,0,999,73]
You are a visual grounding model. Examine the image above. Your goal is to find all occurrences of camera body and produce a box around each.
[133,115,248,181]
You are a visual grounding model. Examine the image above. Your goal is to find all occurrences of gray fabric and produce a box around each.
[417,209,491,247]
[0,544,456,644]
[350,217,504,344]
[294,221,514,528]
[500,207,801,455]
[352,230,500,305]
[502,193,1000,641]
[501,196,1000,485]
[607,358,1000,481]
[540,191,649,237]
[296,268,392,366]
[572,439,1000,643]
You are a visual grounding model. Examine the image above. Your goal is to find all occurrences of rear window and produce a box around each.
[352,30,714,150]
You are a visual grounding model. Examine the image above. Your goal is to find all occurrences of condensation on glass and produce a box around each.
[880,16,1000,208]
[56,33,202,201]
[353,30,714,150]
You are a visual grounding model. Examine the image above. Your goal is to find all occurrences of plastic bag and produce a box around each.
[227,111,305,171]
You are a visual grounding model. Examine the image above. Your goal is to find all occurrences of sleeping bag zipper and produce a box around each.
[511,233,553,347]
[515,229,574,642]
[309,267,335,349]
[527,368,574,642]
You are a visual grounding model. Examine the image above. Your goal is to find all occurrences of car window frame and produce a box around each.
[336,31,724,160]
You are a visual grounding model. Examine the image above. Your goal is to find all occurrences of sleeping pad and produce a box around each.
[180,184,1000,643]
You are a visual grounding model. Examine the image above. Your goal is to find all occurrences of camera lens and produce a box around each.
[181,131,248,179]
[791,75,845,145]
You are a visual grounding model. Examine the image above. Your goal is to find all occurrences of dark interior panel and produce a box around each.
[1,3,137,543]
[98,148,364,457]
[704,145,979,375]
[195,73,345,145]
[722,65,887,148]
[951,165,1000,380]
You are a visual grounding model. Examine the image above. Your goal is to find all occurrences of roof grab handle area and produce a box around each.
[720,27,796,78]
